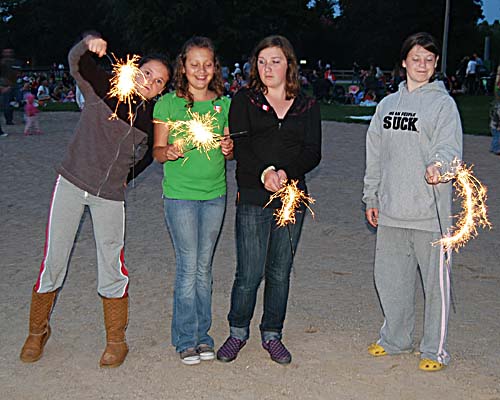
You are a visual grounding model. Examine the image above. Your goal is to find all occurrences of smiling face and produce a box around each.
[182,46,215,93]
[402,45,438,91]
[136,60,169,99]
[257,46,288,91]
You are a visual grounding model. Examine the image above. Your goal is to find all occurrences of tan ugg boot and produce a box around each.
[99,295,129,368]
[20,287,57,363]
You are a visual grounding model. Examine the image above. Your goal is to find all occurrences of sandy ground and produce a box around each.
[0,111,499,400]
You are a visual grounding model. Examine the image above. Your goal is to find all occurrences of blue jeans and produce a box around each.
[163,196,226,353]
[228,203,304,342]
[490,128,500,154]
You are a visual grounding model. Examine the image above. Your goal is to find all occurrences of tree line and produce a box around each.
[1,0,498,74]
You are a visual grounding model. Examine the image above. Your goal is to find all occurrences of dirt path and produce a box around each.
[0,112,499,399]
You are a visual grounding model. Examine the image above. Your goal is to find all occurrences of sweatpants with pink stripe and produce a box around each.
[35,175,129,298]
[373,225,451,365]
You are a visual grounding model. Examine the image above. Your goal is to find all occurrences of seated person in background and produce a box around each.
[37,79,51,103]
[324,64,336,86]
[51,83,66,102]
[230,72,247,96]
[360,89,377,106]
[347,85,361,104]
[64,86,76,102]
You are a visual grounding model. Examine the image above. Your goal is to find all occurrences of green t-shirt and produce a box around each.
[153,92,230,200]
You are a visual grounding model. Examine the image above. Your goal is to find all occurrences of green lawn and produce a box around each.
[319,95,493,136]
[454,95,492,136]
[40,102,80,112]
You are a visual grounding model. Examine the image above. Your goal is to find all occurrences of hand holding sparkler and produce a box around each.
[84,35,142,123]
[264,179,315,227]
[220,132,234,158]
[425,163,442,185]
[263,168,288,192]
[84,35,107,58]
[164,142,185,161]
[432,159,491,251]
[152,121,185,162]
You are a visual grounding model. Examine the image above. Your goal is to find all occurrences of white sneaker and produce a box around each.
[0,133,8,137]
[198,344,215,361]
[180,348,200,365]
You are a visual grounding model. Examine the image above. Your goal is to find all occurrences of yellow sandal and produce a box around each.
[368,343,387,357]
[419,358,444,372]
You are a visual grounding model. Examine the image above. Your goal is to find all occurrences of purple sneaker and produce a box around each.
[262,339,292,364]
[216,337,246,362]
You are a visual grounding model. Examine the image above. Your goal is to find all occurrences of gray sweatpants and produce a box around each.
[35,175,129,298]
[374,225,451,364]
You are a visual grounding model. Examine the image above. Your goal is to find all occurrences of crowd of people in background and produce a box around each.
[1,45,498,138]
[298,52,497,107]
[300,60,405,106]
[12,70,77,107]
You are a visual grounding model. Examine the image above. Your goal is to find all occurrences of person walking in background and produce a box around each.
[0,48,19,127]
[19,33,170,368]
[153,36,233,366]
[465,54,477,94]
[23,93,42,135]
[363,32,462,372]
[217,35,321,365]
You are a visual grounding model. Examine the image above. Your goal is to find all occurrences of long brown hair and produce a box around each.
[173,36,224,107]
[248,35,300,99]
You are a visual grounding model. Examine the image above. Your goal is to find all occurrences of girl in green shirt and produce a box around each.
[153,36,233,365]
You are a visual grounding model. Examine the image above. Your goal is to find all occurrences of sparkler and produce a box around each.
[433,159,491,252]
[107,54,146,123]
[264,179,315,227]
[161,109,221,158]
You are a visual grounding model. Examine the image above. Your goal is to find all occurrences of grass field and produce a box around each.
[319,95,493,136]
[40,102,80,112]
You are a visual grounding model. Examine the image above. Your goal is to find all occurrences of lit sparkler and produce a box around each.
[434,159,491,251]
[107,54,146,123]
[264,179,315,226]
[165,109,221,158]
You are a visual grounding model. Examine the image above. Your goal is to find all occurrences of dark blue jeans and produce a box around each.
[228,203,304,342]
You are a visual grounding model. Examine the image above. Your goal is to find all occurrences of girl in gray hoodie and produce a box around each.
[363,32,462,371]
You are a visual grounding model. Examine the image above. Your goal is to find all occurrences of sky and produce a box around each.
[481,0,500,23]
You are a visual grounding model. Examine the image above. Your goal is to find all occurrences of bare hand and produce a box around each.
[84,36,107,58]
[366,208,379,227]
[264,169,287,192]
[220,135,234,157]
[164,143,184,161]
[425,164,441,185]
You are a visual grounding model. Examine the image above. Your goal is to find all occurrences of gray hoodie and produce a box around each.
[363,80,463,232]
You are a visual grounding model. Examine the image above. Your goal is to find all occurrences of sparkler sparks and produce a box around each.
[107,54,146,123]
[434,159,491,251]
[165,109,221,157]
[265,179,315,226]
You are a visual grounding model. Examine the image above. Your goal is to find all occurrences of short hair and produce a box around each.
[248,35,300,99]
[173,36,224,107]
[400,32,441,62]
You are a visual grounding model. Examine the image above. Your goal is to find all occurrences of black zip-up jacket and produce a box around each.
[230,87,322,207]
[56,39,154,201]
